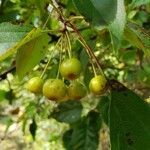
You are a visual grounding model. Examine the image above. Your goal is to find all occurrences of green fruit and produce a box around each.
[26,77,43,93]
[60,58,82,80]
[89,75,107,95]
[68,81,87,100]
[43,79,67,101]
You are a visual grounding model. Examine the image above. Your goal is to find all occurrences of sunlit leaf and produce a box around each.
[16,33,49,79]
[90,0,117,23]
[0,89,7,102]
[0,22,36,61]
[109,0,126,54]
[125,22,150,55]
[25,102,37,118]
[72,0,117,26]
[124,27,144,48]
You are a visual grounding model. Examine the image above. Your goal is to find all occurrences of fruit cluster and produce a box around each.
[26,57,107,102]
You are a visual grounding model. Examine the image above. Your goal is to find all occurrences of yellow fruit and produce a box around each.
[26,77,43,93]
[60,58,82,80]
[68,81,87,100]
[43,79,67,101]
[89,75,107,95]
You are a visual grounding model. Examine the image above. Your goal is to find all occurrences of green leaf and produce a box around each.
[29,118,37,140]
[5,117,13,134]
[63,129,73,150]
[0,115,13,134]
[5,89,15,105]
[72,0,125,53]
[16,33,49,79]
[83,67,93,88]
[131,0,150,8]
[67,111,102,150]
[137,65,150,86]
[72,0,117,26]
[47,64,59,79]
[109,80,150,150]
[125,22,150,55]
[51,100,83,124]
[0,22,34,61]
[80,49,89,71]
[90,0,117,23]
[124,26,145,49]
[0,89,7,102]
[22,118,28,134]
[97,96,110,125]
[0,115,13,125]
[0,11,18,23]
[109,0,126,54]
[121,50,136,65]
[25,102,37,118]
[72,0,105,26]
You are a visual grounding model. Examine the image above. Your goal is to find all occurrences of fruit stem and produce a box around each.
[40,52,53,79]
[6,78,11,90]
[40,36,62,78]
[65,31,72,58]
[56,37,63,78]
[68,16,84,21]
[49,0,64,22]
[42,13,51,29]
[91,61,97,76]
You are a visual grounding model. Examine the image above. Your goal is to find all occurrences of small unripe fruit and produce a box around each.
[68,81,87,100]
[43,79,67,101]
[89,75,107,95]
[60,58,82,80]
[26,77,43,93]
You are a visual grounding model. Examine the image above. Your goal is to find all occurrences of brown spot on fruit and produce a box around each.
[67,73,76,80]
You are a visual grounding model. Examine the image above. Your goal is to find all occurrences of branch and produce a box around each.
[0,66,16,81]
